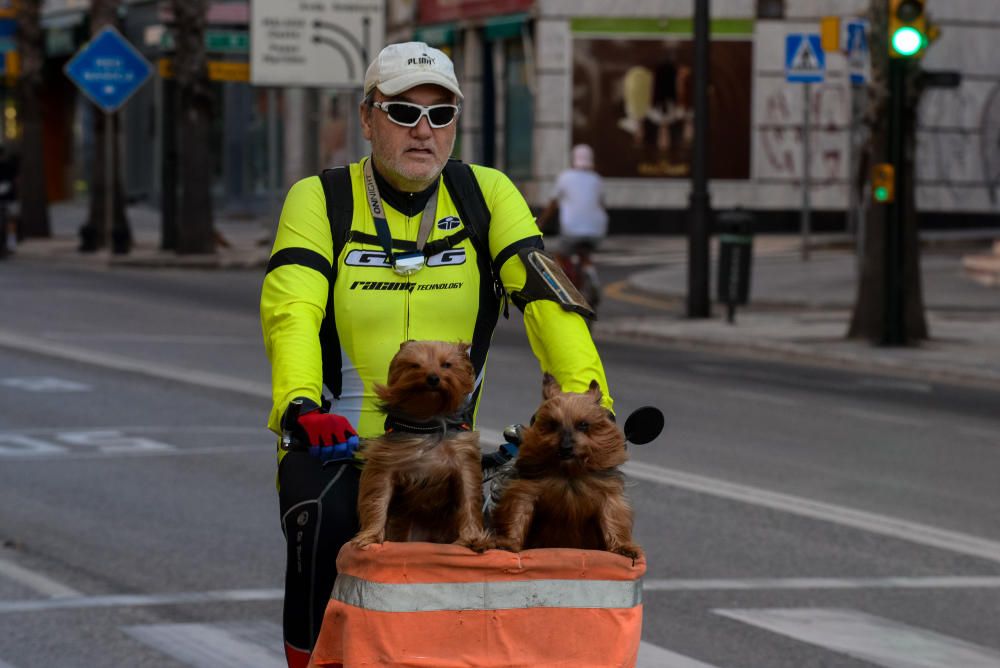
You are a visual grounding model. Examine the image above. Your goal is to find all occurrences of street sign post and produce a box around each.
[786,34,826,260]
[65,27,153,253]
[250,0,385,87]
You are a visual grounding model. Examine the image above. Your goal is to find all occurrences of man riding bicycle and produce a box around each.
[536,144,608,309]
[260,42,613,667]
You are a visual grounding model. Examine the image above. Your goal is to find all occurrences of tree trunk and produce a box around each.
[847,0,928,344]
[80,0,132,253]
[171,0,215,255]
[14,0,50,239]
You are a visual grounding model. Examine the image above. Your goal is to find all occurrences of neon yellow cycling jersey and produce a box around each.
[261,159,612,444]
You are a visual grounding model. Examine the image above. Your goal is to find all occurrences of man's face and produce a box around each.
[361,84,459,193]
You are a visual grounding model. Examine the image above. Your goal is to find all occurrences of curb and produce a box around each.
[592,321,1000,393]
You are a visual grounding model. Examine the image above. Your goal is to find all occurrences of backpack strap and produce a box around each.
[317,167,353,399]
[442,160,507,317]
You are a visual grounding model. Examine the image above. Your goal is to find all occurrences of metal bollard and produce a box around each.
[716,209,754,324]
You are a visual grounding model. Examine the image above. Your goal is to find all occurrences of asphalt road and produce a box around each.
[1,257,999,667]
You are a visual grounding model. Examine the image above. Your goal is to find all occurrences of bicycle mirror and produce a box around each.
[623,406,664,445]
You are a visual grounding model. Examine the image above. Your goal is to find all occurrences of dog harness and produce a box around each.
[383,414,472,435]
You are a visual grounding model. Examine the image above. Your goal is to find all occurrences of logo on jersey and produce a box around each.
[345,250,391,267]
[345,248,465,268]
[437,216,462,231]
[426,248,466,267]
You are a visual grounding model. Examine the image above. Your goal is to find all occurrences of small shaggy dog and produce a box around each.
[350,340,491,552]
[492,375,641,559]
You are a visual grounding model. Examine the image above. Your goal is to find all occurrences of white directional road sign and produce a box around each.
[785,33,825,84]
[251,0,385,87]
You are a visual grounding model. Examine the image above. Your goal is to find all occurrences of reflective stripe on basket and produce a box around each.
[331,574,643,612]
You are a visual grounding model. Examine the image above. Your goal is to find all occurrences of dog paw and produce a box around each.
[491,536,522,552]
[455,531,493,553]
[612,543,644,561]
[349,532,383,549]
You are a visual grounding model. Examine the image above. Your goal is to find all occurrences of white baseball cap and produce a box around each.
[364,42,463,100]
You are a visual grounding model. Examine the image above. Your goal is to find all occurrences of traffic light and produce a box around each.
[889,0,927,58]
[872,163,895,203]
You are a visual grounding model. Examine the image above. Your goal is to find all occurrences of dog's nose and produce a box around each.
[559,433,575,459]
[426,374,440,387]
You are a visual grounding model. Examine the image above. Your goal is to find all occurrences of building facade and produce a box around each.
[27,0,1000,233]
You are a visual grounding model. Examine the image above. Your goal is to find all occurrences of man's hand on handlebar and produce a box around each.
[282,398,360,464]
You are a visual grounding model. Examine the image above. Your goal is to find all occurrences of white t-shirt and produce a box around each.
[551,168,608,238]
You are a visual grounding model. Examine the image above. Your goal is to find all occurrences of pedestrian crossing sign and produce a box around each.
[786,33,825,83]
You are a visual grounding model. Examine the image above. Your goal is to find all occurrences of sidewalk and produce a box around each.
[596,234,1000,391]
[8,200,275,269]
[6,200,1000,391]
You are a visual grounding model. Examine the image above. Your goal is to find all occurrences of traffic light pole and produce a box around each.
[687,0,712,318]
[884,57,907,345]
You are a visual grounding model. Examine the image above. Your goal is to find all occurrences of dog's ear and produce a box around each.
[542,373,561,399]
[457,341,472,355]
[399,339,416,350]
[587,380,603,404]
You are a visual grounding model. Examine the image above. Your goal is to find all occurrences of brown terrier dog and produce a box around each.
[492,374,641,559]
[350,340,491,551]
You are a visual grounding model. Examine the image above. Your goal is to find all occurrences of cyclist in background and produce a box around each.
[536,144,608,307]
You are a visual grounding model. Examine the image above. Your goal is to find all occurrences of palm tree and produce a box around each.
[170,0,215,254]
[14,0,49,239]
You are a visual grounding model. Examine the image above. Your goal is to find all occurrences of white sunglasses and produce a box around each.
[372,101,461,128]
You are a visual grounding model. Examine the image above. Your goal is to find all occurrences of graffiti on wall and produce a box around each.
[919,82,1000,204]
[756,84,848,186]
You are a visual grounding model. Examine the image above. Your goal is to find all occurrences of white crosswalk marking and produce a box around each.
[638,641,719,667]
[716,608,1000,668]
[124,621,285,668]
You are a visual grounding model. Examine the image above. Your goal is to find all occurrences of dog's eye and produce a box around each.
[575,421,590,432]
[441,362,452,369]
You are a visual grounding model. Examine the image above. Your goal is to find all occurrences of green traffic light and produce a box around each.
[874,186,890,202]
[892,26,924,56]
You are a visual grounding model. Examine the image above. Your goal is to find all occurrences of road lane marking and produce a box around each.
[857,378,933,393]
[715,608,1000,667]
[637,642,719,667]
[622,460,1000,565]
[604,280,677,311]
[644,576,1000,591]
[0,588,283,614]
[1,426,264,436]
[43,332,257,345]
[720,389,800,406]
[0,329,272,399]
[834,407,925,427]
[0,444,264,462]
[0,377,91,392]
[124,622,714,668]
[125,621,284,668]
[0,558,81,598]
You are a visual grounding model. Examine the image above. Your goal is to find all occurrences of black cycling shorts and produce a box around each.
[277,452,360,654]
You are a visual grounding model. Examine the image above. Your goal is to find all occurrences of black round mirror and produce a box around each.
[623,406,664,445]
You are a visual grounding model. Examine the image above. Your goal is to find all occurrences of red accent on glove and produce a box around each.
[296,411,357,447]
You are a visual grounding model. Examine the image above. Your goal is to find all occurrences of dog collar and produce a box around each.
[383,415,472,435]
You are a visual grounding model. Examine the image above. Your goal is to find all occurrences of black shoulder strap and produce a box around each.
[442,160,491,264]
[319,167,354,282]
[317,167,353,399]
[442,160,506,317]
